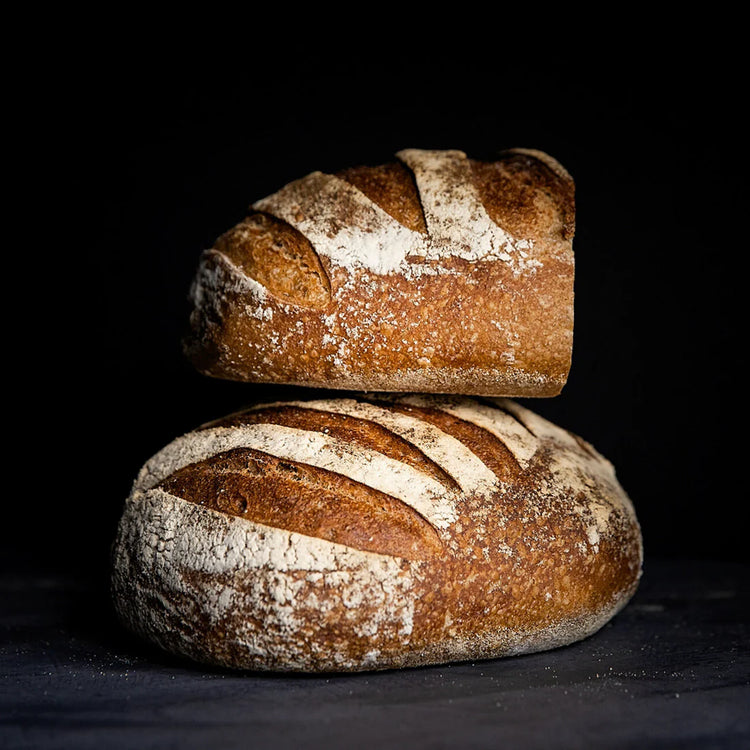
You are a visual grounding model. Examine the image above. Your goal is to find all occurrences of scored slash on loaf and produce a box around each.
[111,395,643,673]
[112,146,642,674]
[183,148,576,397]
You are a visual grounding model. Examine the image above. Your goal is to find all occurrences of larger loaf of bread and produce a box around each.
[184,148,575,397]
[111,394,642,673]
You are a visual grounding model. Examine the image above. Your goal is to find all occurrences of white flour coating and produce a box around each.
[113,396,642,672]
[251,149,538,276]
[575,501,614,553]
[394,394,540,468]
[113,489,416,661]
[397,149,534,264]
[252,397,500,496]
[134,489,411,576]
[491,398,637,531]
[138,396,625,539]
[493,398,582,450]
[190,249,268,306]
[505,400,625,487]
[184,148,574,401]
[253,171,424,275]
[246,303,273,321]
[135,423,458,530]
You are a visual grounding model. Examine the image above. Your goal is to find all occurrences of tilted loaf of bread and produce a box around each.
[111,394,642,672]
[184,148,575,397]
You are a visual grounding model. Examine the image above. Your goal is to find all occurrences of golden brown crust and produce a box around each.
[214,213,331,309]
[111,395,642,673]
[470,153,575,242]
[158,447,444,560]
[183,148,575,397]
[203,404,461,489]
[336,162,428,232]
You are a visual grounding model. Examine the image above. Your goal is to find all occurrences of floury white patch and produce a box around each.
[252,149,540,276]
[136,422,459,530]
[183,148,575,399]
[112,397,641,673]
[112,490,417,668]
[253,397,501,496]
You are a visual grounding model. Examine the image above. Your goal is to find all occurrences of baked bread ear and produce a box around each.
[183,148,575,397]
[111,394,642,673]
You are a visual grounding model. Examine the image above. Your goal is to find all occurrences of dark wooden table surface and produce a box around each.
[2,557,748,749]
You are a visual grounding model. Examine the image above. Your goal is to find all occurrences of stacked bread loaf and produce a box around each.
[111,148,643,672]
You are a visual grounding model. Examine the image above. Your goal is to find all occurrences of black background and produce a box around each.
[9,35,746,579]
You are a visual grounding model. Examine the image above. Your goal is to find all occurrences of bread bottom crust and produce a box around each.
[195,365,567,399]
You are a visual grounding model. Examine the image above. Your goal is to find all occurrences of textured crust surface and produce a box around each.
[111,395,642,673]
[183,148,575,397]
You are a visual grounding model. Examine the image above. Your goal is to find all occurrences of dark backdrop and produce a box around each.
[11,43,744,577]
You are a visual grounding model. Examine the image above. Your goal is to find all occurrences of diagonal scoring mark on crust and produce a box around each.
[253,171,425,275]
[117,488,418,642]
[390,395,540,468]
[214,212,332,309]
[251,150,536,276]
[396,148,533,262]
[243,398,500,496]
[135,424,459,530]
[190,248,270,306]
[204,403,462,492]
[137,487,414,573]
[156,446,444,560]
[335,161,428,234]
[488,398,582,450]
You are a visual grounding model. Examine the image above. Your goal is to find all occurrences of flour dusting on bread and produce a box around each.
[184,148,575,398]
[112,396,642,672]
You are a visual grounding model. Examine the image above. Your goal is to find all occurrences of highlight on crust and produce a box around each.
[111,395,642,673]
[113,147,640,674]
[182,148,575,398]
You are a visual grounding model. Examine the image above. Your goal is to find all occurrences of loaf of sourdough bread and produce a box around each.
[111,394,642,672]
[183,148,575,397]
